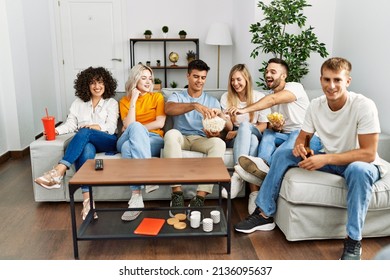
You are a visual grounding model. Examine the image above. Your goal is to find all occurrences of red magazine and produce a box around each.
[134,218,165,236]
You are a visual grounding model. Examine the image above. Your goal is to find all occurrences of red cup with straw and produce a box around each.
[42,108,56,141]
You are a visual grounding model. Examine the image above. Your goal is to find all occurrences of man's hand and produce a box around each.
[269,119,285,132]
[194,103,218,119]
[204,129,221,138]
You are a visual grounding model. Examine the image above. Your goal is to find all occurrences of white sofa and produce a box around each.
[30,88,239,202]
[30,88,390,241]
[274,134,390,241]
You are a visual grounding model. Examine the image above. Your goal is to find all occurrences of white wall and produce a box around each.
[333,0,390,134]
[1,0,390,157]
[126,0,233,89]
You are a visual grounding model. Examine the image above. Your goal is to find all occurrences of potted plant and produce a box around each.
[156,59,161,67]
[143,30,152,39]
[178,30,187,39]
[250,0,328,88]
[154,78,162,91]
[169,81,178,88]
[186,50,196,63]
[146,61,151,67]
[162,26,169,38]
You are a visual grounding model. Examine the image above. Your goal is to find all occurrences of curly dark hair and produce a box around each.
[74,67,117,102]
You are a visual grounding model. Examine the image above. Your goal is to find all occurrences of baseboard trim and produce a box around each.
[0,152,11,165]
[0,147,30,165]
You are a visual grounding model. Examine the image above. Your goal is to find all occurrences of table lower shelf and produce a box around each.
[78,207,228,240]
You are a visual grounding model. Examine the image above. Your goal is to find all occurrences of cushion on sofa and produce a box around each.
[275,161,390,241]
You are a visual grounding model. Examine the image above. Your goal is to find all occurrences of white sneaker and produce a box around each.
[145,185,159,193]
[248,191,259,215]
[34,168,63,189]
[238,155,270,180]
[81,198,98,220]
[121,193,144,221]
[234,165,263,186]
[222,170,244,199]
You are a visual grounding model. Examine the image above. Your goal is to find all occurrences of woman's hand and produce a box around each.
[225,130,237,140]
[80,124,101,131]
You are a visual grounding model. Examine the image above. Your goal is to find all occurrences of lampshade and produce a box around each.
[205,23,232,46]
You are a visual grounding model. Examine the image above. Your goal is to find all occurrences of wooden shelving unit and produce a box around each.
[130,38,199,87]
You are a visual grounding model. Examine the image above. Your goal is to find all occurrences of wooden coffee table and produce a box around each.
[68,157,232,259]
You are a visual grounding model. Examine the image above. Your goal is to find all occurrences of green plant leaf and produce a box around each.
[250,0,329,89]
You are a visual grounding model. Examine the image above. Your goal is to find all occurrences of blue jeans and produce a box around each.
[226,121,262,164]
[59,128,117,193]
[116,122,164,191]
[257,129,322,165]
[256,148,380,241]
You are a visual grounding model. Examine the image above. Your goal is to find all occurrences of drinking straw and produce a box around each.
[45,108,49,118]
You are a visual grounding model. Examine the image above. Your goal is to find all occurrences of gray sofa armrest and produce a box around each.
[30,133,75,201]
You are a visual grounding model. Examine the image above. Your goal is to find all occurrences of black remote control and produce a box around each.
[95,159,103,170]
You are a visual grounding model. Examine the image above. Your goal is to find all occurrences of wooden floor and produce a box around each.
[1,155,390,260]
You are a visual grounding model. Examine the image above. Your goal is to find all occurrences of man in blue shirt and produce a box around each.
[164,59,232,215]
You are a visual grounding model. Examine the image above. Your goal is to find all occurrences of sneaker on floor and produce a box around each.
[121,193,144,221]
[238,155,269,180]
[340,237,362,260]
[145,185,159,193]
[188,195,205,217]
[34,168,63,190]
[169,191,185,217]
[81,198,98,220]
[248,191,259,215]
[234,207,275,234]
[222,170,244,199]
[189,195,205,208]
[234,165,263,186]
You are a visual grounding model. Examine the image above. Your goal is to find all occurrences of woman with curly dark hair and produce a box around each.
[35,66,119,220]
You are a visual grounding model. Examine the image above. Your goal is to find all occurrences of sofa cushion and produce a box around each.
[279,161,390,210]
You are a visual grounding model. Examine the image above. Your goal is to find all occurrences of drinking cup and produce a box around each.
[202,218,213,232]
[41,116,56,141]
[190,213,201,228]
[210,210,221,224]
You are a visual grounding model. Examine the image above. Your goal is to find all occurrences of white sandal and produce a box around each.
[81,198,98,220]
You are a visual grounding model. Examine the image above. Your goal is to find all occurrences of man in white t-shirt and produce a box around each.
[227,58,320,214]
[234,57,386,260]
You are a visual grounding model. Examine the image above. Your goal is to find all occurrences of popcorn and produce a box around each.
[202,116,226,133]
[267,112,284,124]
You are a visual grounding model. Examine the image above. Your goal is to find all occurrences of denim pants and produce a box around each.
[226,121,263,164]
[256,148,380,241]
[116,122,164,191]
[257,129,322,165]
[59,128,117,193]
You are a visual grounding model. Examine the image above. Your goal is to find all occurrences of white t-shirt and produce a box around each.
[220,90,270,127]
[302,92,386,175]
[271,82,310,133]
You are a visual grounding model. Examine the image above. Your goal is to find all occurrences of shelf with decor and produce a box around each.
[130,38,199,87]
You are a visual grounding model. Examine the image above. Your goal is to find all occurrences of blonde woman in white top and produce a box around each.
[220,64,270,199]
[35,67,119,220]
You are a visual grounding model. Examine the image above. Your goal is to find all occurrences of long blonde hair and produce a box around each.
[125,64,154,97]
[227,64,255,123]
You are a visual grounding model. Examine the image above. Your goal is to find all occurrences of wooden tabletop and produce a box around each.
[69,157,231,186]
